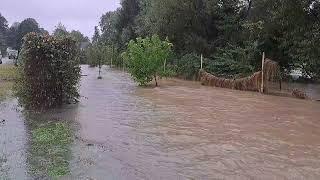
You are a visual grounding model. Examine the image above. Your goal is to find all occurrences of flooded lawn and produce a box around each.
[1,65,320,179]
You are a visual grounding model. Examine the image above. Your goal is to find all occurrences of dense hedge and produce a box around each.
[15,33,81,109]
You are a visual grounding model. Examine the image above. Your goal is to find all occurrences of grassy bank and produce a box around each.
[0,65,17,100]
[29,120,72,178]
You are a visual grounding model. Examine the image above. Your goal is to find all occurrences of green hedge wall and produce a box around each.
[15,33,81,109]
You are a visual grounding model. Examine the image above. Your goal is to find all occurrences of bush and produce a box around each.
[207,45,255,78]
[123,35,173,86]
[15,33,81,109]
[176,53,203,80]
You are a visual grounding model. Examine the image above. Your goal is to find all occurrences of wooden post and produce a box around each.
[164,59,166,72]
[261,52,265,93]
[200,54,203,70]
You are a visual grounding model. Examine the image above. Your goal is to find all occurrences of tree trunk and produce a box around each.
[154,75,158,87]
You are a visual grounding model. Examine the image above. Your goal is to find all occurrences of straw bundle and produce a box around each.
[264,58,280,81]
[292,89,309,99]
[199,58,280,92]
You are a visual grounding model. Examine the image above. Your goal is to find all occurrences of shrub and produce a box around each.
[207,45,255,78]
[122,35,173,86]
[15,33,81,109]
[176,53,203,80]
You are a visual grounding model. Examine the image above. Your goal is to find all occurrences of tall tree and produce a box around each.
[115,0,140,49]
[99,10,119,45]
[0,13,8,54]
[17,18,40,50]
[6,22,20,50]
[53,22,69,38]
[70,30,89,43]
[92,26,101,44]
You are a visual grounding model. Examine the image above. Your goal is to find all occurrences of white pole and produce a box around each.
[261,52,265,93]
[201,54,203,70]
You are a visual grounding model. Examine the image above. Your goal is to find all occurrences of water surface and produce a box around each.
[1,65,320,179]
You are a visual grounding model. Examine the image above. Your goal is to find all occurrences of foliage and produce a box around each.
[70,30,89,44]
[16,18,40,50]
[176,53,202,80]
[0,13,8,54]
[207,45,256,78]
[95,0,320,80]
[14,33,81,109]
[53,23,69,38]
[6,22,20,50]
[123,35,173,86]
[92,26,101,44]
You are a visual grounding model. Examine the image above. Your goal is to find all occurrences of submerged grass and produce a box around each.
[29,121,72,178]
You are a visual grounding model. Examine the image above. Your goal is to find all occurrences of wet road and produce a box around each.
[1,65,320,179]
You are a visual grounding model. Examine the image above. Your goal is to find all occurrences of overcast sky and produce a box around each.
[0,0,120,38]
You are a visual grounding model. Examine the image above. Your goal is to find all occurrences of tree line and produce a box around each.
[94,0,320,80]
[0,14,89,57]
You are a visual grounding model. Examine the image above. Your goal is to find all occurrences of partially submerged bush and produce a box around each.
[123,35,173,86]
[15,33,81,109]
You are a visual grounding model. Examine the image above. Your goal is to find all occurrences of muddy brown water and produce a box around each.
[1,65,320,179]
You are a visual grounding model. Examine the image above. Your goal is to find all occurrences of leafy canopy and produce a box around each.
[123,35,173,86]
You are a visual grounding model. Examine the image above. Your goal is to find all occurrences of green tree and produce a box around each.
[0,13,8,54]
[17,18,40,50]
[123,35,173,86]
[92,26,101,44]
[53,23,69,38]
[70,30,89,43]
[7,22,20,50]
[100,11,119,45]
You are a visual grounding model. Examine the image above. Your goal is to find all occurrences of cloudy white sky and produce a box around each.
[0,0,120,38]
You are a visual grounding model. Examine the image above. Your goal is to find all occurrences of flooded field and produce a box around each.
[1,65,320,179]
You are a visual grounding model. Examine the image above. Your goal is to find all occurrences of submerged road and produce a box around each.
[1,65,320,179]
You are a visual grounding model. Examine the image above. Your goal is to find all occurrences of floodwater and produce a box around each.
[1,65,320,179]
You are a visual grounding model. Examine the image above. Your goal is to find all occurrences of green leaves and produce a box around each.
[14,33,81,109]
[123,35,173,86]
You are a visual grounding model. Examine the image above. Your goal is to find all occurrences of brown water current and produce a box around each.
[1,65,320,179]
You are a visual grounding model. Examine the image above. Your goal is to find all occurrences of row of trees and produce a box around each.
[0,15,44,54]
[93,0,320,80]
[0,13,90,57]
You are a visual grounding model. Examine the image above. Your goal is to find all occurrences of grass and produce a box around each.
[0,81,13,100]
[0,65,17,100]
[0,65,18,81]
[29,121,72,178]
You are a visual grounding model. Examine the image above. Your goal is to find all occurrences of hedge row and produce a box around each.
[15,33,81,109]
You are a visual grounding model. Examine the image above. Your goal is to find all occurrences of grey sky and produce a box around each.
[0,0,120,38]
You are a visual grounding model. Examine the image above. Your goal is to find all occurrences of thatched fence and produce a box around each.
[199,54,281,93]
